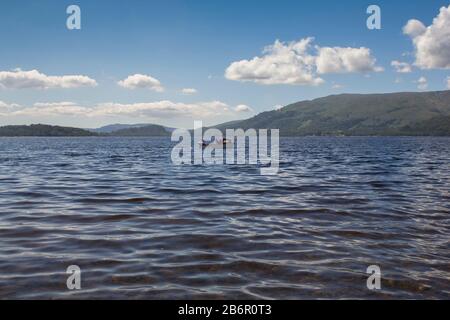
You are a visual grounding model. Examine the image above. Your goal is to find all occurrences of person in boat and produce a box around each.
[213,138,230,145]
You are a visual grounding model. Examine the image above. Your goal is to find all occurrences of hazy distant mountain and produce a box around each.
[90,123,153,133]
[0,124,97,137]
[92,123,175,135]
[214,90,450,136]
[108,124,171,136]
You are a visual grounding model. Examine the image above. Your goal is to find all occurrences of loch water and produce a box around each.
[0,136,449,299]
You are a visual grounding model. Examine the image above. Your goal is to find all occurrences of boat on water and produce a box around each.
[198,138,232,147]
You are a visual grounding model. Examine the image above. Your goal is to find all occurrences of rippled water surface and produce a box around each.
[0,137,449,299]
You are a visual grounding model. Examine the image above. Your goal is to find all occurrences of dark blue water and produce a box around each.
[0,137,449,299]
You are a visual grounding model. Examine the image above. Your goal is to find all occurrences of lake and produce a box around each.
[0,136,449,299]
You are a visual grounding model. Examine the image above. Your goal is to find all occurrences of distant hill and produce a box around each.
[0,123,171,137]
[0,124,97,137]
[91,123,174,135]
[108,124,171,136]
[214,90,450,136]
[90,123,153,133]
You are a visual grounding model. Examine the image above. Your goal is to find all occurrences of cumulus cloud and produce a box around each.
[225,38,381,86]
[234,104,253,113]
[315,46,383,74]
[118,74,164,92]
[391,60,412,73]
[403,5,450,69]
[416,76,428,90]
[403,19,427,38]
[0,69,97,89]
[225,38,321,85]
[181,88,198,95]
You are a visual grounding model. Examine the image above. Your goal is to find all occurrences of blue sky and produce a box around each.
[0,0,449,128]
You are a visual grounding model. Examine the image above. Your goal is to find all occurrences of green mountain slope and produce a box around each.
[214,90,450,136]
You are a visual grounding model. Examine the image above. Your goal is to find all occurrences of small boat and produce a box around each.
[198,139,232,147]
[198,140,209,147]
[220,139,232,145]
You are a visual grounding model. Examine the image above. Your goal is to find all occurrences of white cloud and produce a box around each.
[234,104,253,113]
[225,38,381,86]
[403,19,427,38]
[91,101,231,118]
[0,69,97,89]
[391,60,412,73]
[225,38,322,86]
[447,76,450,89]
[316,46,383,74]
[273,104,283,111]
[0,101,21,109]
[118,74,164,92]
[14,102,90,116]
[0,101,21,116]
[332,83,343,89]
[4,100,248,122]
[416,76,428,90]
[181,88,198,95]
[403,5,450,69]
